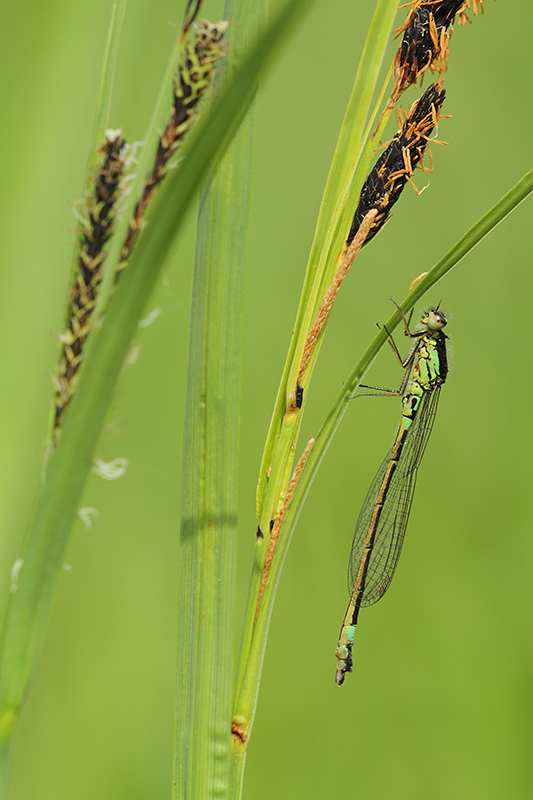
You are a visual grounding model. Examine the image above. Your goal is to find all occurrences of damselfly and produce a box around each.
[335,305,449,686]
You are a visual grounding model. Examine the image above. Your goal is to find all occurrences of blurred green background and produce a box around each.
[1,0,532,797]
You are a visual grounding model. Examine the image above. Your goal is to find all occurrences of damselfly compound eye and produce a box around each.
[428,310,447,330]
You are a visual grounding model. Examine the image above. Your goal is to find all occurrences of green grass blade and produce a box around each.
[92,3,191,315]
[0,1,313,792]
[256,0,397,525]
[258,167,533,643]
[89,0,127,174]
[306,0,397,277]
[173,0,266,797]
[232,7,399,770]
[230,0,398,791]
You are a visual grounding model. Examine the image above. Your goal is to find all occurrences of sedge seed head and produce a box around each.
[393,1,466,97]
[347,84,446,247]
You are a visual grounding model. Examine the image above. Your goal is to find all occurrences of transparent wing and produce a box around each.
[348,387,441,607]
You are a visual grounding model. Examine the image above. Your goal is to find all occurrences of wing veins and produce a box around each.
[347,388,442,607]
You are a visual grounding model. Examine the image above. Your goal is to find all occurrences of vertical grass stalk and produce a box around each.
[0,2,308,795]
[174,0,266,796]
[256,0,398,523]
[231,0,497,787]
[86,0,127,178]
[229,7,398,788]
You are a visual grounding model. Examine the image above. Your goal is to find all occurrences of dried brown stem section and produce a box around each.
[296,210,377,387]
[254,439,315,620]
[409,271,428,291]
[182,0,204,38]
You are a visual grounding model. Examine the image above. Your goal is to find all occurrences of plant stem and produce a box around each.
[0,5,303,793]
[229,158,533,796]
[255,0,398,521]
[173,0,265,797]
[229,8,399,792]
[273,165,533,611]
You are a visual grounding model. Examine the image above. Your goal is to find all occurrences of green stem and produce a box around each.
[260,166,533,664]
[229,165,533,797]
[93,7,190,315]
[256,0,398,523]
[231,3,398,776]
[89,0,127,174]
[173,0,266,797]
[0,4,307,793]
[0,1,127,789]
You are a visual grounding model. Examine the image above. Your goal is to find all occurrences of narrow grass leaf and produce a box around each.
[266,167,533,636]
[234,6,399,769]
[256,0,397,528]
[0,1,313,792]
[174,0,266,798]
[88,0,127,175]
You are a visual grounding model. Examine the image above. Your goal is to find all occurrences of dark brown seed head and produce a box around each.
[393,1,466,97]
[347,84,446,246]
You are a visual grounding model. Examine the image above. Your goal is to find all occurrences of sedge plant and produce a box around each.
[0,0,531,799]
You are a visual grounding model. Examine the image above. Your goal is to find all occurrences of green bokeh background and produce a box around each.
[1,0,532,797]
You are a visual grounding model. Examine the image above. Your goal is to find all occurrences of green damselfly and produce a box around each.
[335,305,449,686]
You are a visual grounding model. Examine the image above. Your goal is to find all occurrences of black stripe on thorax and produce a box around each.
[435,332,448,382]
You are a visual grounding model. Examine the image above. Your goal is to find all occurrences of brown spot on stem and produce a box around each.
[231,722,248,744]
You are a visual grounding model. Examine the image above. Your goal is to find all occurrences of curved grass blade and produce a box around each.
[0,1,314,792]
[87,0,127,178]
[232,11,400,782]
[256,0,398,521]
[240,166,533,702]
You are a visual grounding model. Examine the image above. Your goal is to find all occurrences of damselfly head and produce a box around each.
[420,307,447,331]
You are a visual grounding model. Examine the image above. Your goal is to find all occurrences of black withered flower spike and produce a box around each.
[53,130,127,437]
[347,84,445,247]
[444,0,486,24]
[434,1,470,26]
[117,18,228,275]
[392,1,467,100]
